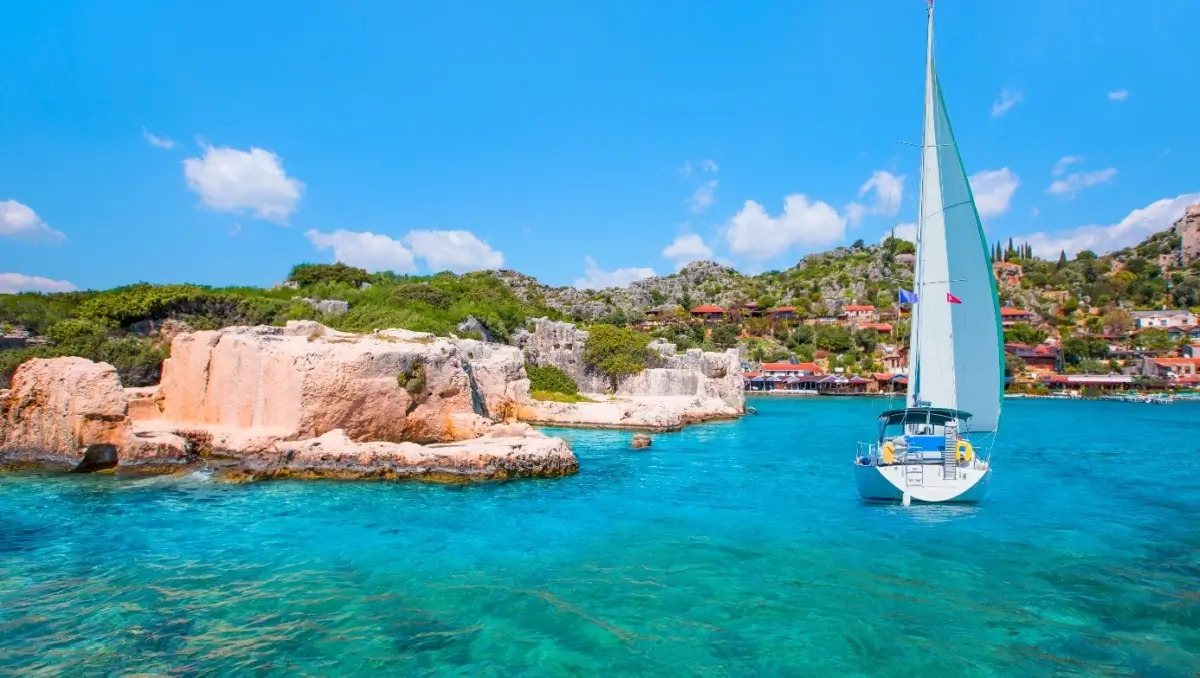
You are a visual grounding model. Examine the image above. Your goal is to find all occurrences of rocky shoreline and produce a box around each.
[0,319,744,482]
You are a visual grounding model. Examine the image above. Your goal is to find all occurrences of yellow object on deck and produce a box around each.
[881,441,896,464]
[955,439,974,462]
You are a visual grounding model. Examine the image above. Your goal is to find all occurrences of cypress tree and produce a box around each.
[1057,250,1067,269]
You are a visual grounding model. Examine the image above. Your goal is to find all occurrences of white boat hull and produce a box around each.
[854,461,989,504]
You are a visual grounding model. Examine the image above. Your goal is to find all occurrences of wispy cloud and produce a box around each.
[573,256,656,290]
[1107,90,1129,102]
[1047,168,1117,198]
[0,200,66,243]
[1052,155,1084,176]
[688,179,718,214]
[142,127,175,150]
[845,170,904,225]
[681,158,719,213]
[0,272,77,294]
[1024,191,1199,258]
[990,89,1023,118]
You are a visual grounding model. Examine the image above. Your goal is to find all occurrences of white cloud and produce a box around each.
[142,128,175,150]
[1107,90,1129,102]
[1047,168,1117,198]
[184,144,303,223]
[662,233,714,270]
[305,229,416,273]
[969,168,1020,219]
[846,170,905,225]
[1024,191,1200,258]
[573,256,656,290]
[882,222,917,243]
[0,200,65,243]
[0,273,77,294]
[679,158,718,177]
[403,230,504,273]
[1052,155,1084,176]
[990,89,1023,118]
[688,179,718,214]
[725,194,846,260]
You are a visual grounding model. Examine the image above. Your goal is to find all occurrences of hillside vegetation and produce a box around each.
[3,218,1198,388]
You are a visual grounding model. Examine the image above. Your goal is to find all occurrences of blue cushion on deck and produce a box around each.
[905,435,946,452]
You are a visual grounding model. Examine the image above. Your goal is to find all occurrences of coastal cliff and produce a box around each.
[0,323,575,481]
[515,318,744,431]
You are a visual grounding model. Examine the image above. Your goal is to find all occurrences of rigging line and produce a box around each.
[922,199,973,221]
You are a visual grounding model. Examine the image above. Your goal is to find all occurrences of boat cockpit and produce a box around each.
[857,407,978,466]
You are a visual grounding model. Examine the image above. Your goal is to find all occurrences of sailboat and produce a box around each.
[853,0,1003,505]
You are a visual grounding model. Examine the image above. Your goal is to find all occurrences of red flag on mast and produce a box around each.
[946,292,962,304]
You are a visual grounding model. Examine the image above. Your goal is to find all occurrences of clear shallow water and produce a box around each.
[2,398,1198,676]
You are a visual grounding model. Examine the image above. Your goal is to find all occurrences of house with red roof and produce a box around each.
[1142,356,1200,379]
[1004,342,1062,373]
[1000,307,1033,326]
[759,361,823,377]
[769,306,797,321]
[842,304,877,326]
[689,305,725,323]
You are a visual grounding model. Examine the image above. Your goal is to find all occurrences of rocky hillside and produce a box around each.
[495,241,917,320]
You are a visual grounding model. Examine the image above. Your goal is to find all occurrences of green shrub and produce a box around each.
[526,363,579,396]
[288,262,370,288]
[391,283,454,310]
[396,362,426,396]
[583,324,655,390]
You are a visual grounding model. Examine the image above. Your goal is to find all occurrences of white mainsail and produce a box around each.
[905,3,1004,432]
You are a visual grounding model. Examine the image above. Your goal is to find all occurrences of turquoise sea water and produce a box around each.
[1,397,1198,676]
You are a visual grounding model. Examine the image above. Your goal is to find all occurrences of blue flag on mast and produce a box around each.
[898,288,918,304]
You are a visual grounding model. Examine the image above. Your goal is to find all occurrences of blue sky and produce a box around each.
[2,0,1198,294]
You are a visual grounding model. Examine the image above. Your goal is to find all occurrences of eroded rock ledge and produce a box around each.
[0,323,577,481]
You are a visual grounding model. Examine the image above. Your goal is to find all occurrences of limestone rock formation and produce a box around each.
[516,319,745,426]
[1176,203,1200,265]
[513,319,610,393]
[225,428,576,481]
[1,325,576,481]
[157,321,488,444]
[0,358,132,469]
[298,298,350,316]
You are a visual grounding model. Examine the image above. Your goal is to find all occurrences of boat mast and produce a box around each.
[907,0,935,409]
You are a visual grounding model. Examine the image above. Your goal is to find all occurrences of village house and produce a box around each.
[689,305,726,324]
[1000,307,1033,327]
[1130,309,1197,329]
[1043,374,1135,392]
[1182,344,1200,359]
[760,361,823,377]
[1004,343,1062,373]
[769,306,797,321]
[1142,356,1200,379]
[641,305,680,327]
[862,322,893,334]
[880,346,908,374]
[1164,325,1200,343]
[842,305,877,326]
